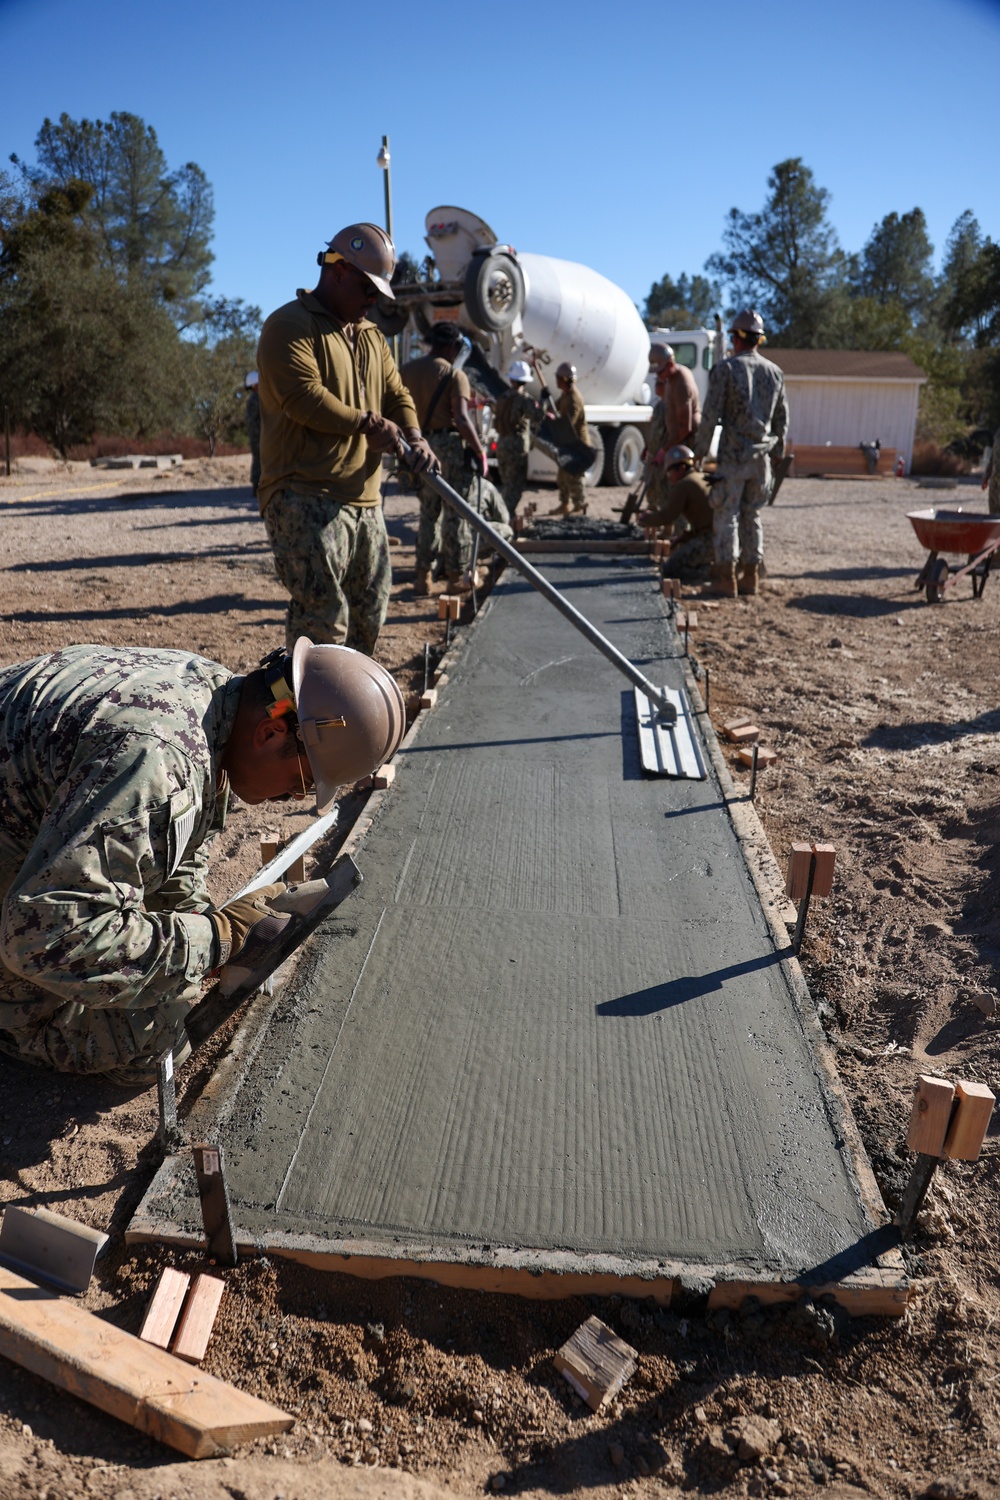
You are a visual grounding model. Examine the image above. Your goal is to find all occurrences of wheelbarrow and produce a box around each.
[907,508,1000,603]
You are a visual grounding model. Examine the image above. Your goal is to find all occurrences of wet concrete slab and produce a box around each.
[132,554,902,1306]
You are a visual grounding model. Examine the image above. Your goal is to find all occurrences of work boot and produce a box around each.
[446,570,472,594]
[413,568,431,597]
[104,1035,193,1091]
[707,563,738,598]
[548,502,571,517]
[738,562,760,596]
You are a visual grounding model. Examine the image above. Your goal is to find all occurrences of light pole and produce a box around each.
[376,136,393,245]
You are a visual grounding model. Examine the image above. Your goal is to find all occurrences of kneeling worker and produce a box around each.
[638,446,714,582]
[0,640,405,1085]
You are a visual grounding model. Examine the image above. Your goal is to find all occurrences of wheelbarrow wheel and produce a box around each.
[926,557,949,604]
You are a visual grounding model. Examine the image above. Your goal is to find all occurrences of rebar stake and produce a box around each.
[704,667,710,715]
[749,742,759,801]
[791,851,817,955]
[422,641,430,698]
[684,615,690,657]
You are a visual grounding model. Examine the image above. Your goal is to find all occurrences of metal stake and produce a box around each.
[749,742,759,801]
[791,851,817,955]
[684,615,690,657]
[157,1047,177,1145]
[423,641,431,697]
[192,1143,238,1266]
[895,1153,940,1237]
[704,667,710,715]
[445,614,452,649]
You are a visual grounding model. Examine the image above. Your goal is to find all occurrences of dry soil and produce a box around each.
[0,457,999,1500]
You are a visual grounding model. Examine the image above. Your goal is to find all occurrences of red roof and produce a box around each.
[764,349,926,381]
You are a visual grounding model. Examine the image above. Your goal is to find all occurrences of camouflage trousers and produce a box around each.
[988,472,1000,516]
[710,457,772,566]
[645,462,669,514]
[661,527,714,580]
[417,432,472,576]
[497,435,529,512]
[0,964,195,1075]
[557,466,586,512]
[263,489,391,655]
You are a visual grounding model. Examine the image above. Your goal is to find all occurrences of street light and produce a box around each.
[376,135,393,245]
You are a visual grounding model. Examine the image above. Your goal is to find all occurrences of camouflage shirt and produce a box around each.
[0,647,242,1012]
[494,390,538,448]
[694,350,788,467]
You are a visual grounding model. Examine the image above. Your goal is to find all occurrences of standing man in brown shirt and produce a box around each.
[256,222,436,655]
[657,344,701,450]
[400,323,488,594]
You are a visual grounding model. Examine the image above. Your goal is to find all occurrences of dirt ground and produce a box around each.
[1,455,999,1500]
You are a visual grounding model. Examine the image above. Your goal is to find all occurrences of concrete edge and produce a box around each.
[123,1201,909,1317]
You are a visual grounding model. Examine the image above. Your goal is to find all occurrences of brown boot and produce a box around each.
[708,563,738,598]
[738,563,760,596]
[413,569,431,597]
[446,570,472,594]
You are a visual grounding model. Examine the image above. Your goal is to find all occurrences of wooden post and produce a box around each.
[896,1076,995,1235]
[787,842,837,953]
[260,833,279,867]
[943,1081,996,1160]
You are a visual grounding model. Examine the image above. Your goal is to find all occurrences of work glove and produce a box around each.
[538,386,551,403]
[208,883,289,969]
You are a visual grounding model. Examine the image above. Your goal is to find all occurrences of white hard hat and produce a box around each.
[244,371,258,389]
[507,360,532,385]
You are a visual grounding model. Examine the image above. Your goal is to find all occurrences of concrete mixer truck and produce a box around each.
[374,206,657,488]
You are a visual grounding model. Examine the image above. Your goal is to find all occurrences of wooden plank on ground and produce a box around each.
[0,1264,291,1458]
[554,1315,637,1411]
[138,1267,190,1350]
[172,1273,225,1364]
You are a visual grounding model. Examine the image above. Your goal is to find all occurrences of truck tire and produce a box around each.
[602,425,645,487]
[464,250,525,332]
[583,427,605,488]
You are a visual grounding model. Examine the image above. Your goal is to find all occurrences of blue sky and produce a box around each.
[2,0,998,321]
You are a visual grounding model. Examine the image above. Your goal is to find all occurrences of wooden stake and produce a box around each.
[172,1274,225,1365]
[554,1316,637,1411]
[943,1081,996,1160]
[905,1075,955,1157]
[139,1268,191,1350]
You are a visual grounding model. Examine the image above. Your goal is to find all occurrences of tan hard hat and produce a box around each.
[292,639,406,813]
[320,222,396,299]
[728,308,765,338]
[665,444,695,467]
[649,342,673,370]
[555,361,576,381]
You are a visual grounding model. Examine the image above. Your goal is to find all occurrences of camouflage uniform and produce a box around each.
[984,426,1000,515]
[0,647,239,1075]
[495,390,538,512]
[693,350,788,567]
[556,384,589,512]
[245,388,261,496]
[263,490,390,655]
[416,432,472,577]
[466,473,513,553]
[652,472,715,581]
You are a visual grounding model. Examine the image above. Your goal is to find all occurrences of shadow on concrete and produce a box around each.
[404,730,624,755]
[596,950,786,1016]
[794,1225,902,1287]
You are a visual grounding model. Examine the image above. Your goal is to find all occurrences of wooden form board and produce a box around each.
[791,445,897,477]
[0,1265,291,1458]
[172,1274,225,1364]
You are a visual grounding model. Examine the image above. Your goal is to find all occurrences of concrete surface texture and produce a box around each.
[137,555,877,1279]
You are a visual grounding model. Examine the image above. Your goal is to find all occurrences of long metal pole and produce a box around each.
[398,442,676,724]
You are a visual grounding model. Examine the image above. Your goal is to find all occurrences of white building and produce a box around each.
[765,349,927,472]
